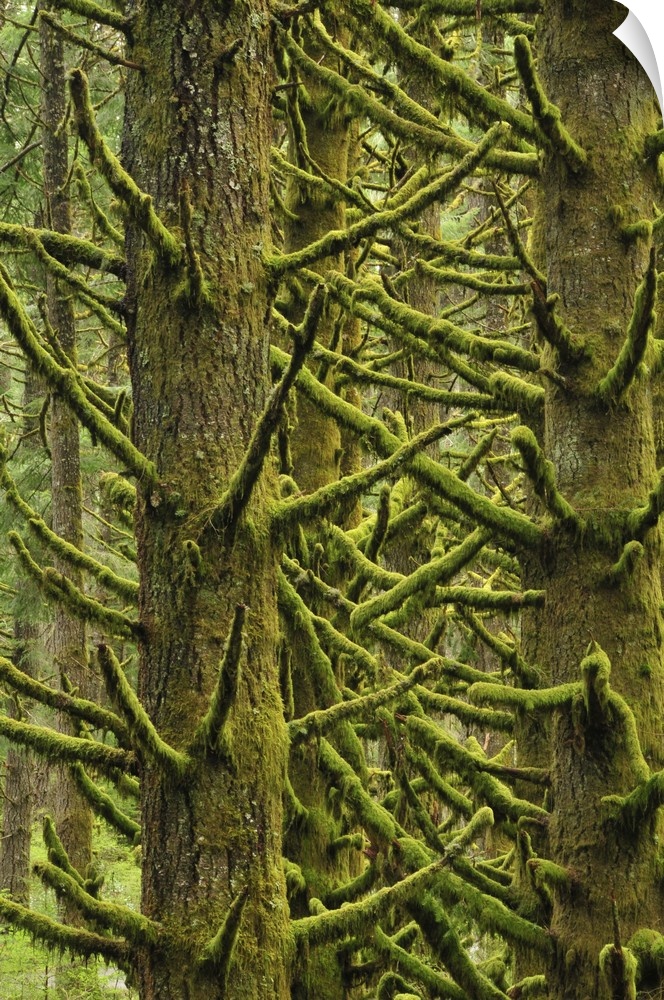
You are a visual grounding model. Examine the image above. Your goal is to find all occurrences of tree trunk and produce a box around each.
[122,3,289,997]
[39,6,92,886]
[535,2,664,995]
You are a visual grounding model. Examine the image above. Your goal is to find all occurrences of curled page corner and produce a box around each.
[613,3,664,110]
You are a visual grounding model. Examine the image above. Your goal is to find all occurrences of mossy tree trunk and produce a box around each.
[40,5,93,888]
[280,21,364,998]
[122,3,289,997]
[533,2,664,994]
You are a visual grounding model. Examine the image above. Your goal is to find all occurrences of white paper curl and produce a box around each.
[614,2,664,109]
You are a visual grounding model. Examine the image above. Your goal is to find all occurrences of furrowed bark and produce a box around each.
[121,3,289,997]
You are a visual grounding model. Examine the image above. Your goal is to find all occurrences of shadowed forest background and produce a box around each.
[0,1,662,998]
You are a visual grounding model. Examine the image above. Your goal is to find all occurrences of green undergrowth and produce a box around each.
[0,817,140,999]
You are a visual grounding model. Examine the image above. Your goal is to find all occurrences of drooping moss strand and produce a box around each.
[605,540,644,586]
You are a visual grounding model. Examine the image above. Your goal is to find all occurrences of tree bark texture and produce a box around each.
[122,3,289,997]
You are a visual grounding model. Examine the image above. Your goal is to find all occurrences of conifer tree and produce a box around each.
[0,2,664,1000]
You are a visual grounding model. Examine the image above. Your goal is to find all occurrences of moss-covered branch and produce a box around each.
[530,284,586,361]
[0,897,128,964]
[292,854,452,949]
[270,123,509,276]
[374,924,466,1000]
[513,34,586,172]
[198,888,249,981]
[42,815,85,886]
[597,247,657,404]
[0,656,129,744]
[69,70,180,265]
[603,770,664,829]
[0,457,137,600]
[8,532,139,639]
[0,714,134,773]
[71,763,141,843]
[318,738,397,847]
[627,467,664,539]
[289,662,431,746]
[274,415,473,528]
[511,424,581,526]
[192,604,245,753]
[51,0,131,32]
[209,285,324,536]
[300,17,538,176]
[416,686,514,732]
[350,527,490,633]
[328,270,540,372]
[469,679,580,713]
[0,220,125,276]
[407,716,549,824]
[40,10,141,69]
[341,0,537,140]
[97,644,190,776]
[34,860,158,946]
[0,272,154,483]
[408,894,511,1000]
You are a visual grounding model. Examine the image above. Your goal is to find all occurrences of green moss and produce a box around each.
[270,122,508,277]
[513,34,586,172]
[597,247,657,404]
[97,644,189,776]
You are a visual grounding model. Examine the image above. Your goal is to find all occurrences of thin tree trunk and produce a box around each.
[39,4,92,888]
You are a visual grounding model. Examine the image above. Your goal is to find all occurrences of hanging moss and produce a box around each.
[317,738,397,847]
[34,860,159,946]
[0,896,128,963]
